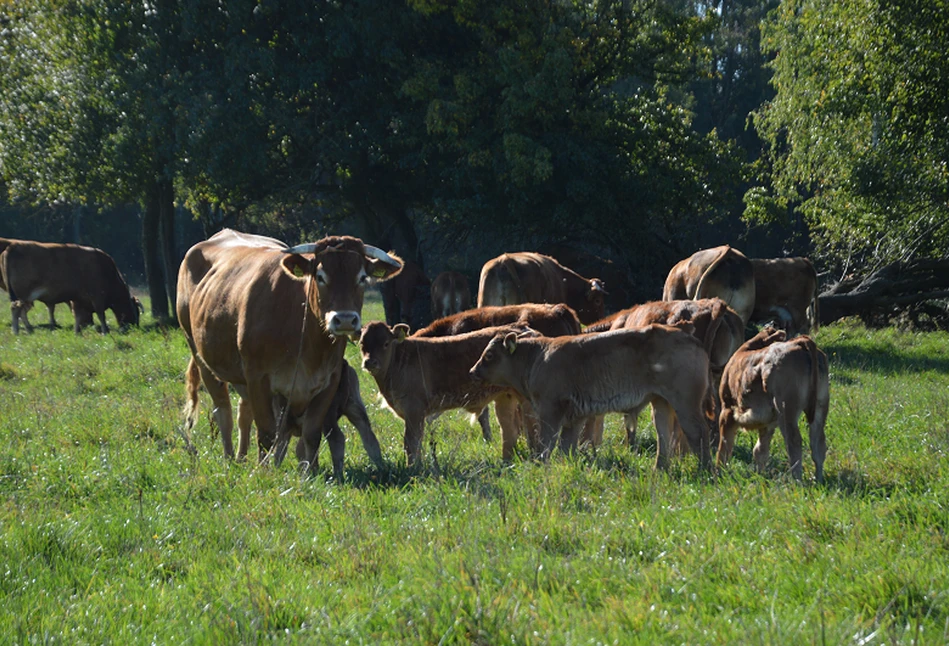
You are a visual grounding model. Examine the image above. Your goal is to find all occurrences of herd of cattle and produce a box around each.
[0,232,829,482]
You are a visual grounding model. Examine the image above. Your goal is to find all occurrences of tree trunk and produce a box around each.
[143,181,170,321]
[158,178,178,322]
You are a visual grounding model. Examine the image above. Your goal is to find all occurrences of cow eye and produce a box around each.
[484,351,494,362]
[316,270,328,285]
[383,341,390,349]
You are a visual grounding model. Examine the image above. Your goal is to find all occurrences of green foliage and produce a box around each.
[1,296,949,642]
[753,0,949,270]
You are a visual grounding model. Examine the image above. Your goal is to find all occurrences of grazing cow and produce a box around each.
[663,245,755,326]
[430,270,472,319]
[177,229,402,471]
[380,259,430,328]
[414,303,583,447]
[1,240,141,334]
[750,257,820,337]
[477,252,607,325]
[470,324,714,469]
[582,298,745,447]
[359,322,530,464]
[718,327,829,482]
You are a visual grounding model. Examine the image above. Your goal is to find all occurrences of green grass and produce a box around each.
[1,292,948,644]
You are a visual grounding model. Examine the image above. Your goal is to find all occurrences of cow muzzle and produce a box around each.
[469,366,483,383]
[325,310,361,336]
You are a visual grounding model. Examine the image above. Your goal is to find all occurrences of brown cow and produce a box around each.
[1,240,141,334]
[414,302,583,447]
[430,270,472,319]
[0,238,57,328]
[582,298,744,448]
[470,324,714,469]
[380,259,430,328]
[750,257,820,337]
[359,322,531,464]
[177,229,402,471]
[718,327,829,482]
[477,252,607,325]
[663,245,755,326]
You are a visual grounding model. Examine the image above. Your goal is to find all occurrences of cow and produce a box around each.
[359,322,532,464]
[177,229,402,472]
[717,327,829,482]
[470,324,714,469]
[413,302,583,447]
[380,258,430,328]
[750,257,820,337]
[663,245,755,326]
[430,270,472,319]
[0,238,58,327]
[477,252,607,325]
[1,240,141,334]
[582,298,745,448]
[183,356,383,480]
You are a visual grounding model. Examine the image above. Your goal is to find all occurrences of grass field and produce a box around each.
[1,291,948,644]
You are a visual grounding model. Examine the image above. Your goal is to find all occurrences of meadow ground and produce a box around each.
[1,291,948,644]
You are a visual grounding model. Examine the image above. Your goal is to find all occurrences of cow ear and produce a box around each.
[365,247,404,280]
[281,254,312,279]
[504,332,518,354]
[393,323,410,341]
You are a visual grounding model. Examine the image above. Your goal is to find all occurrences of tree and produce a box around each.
[751,0,949,276]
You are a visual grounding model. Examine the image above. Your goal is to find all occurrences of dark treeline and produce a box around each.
[1,0,946,322]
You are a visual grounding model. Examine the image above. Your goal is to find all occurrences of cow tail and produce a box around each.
[808,262,820,334]
[703,375,717,421]
[805,339,820,422]
[703,304,726,371]
[183,356,201,431]
[693,246,731,300]
[1,249,15,302]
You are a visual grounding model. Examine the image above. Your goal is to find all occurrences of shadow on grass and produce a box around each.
[824,339,949,374]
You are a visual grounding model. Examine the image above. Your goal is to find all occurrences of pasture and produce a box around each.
[1,292,948,644]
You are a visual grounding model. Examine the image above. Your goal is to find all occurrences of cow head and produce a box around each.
[574,278,607,324]
[359,321,409,376]
[283,236,403,337]
[469,327,538,386]
[113,293,142,329]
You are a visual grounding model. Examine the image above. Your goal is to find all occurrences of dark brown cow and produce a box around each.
[430,270,472,319]
[470,324,714,469]
[582,298,744,447]
[177,229,402,471]
[750,257,820,337]
[413,303,583,448]
[718,327,829,482]
[359,322,531,464]
[1,240,141,334]
[663,245,755,326]
[477,252,607,325]
[380,259,430,327]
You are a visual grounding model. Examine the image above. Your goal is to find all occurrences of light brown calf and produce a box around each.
[718,327,829,481]
[470,324,714,469]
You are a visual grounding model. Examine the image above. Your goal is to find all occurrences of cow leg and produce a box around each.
[477,407,493,442]
[203,376,235,459]
[624,404,647,449]
[245,376,279,464]
[649,399,675,470]
[753,426,776,475]
[11,301,34,334]
[776,405,804,481]
[673,399,712,469]
[325,421,346,482]
[580,415,604,448]
[403,412,426,466]
[295,424,321,472]
[235,395,254,461]
[716,408,740,472]
[47,303,58,329]
[494,394,520,461]
[294,374,342,473]
[559,419,583,455]
[341,386,384,469]
[95,308,109,335]
[536,406,566,460]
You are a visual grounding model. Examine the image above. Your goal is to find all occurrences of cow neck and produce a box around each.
[510,338,546,398]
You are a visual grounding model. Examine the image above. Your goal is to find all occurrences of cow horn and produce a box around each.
[364,245,402,267]
[591,279,608,294]
[284,242,320,255]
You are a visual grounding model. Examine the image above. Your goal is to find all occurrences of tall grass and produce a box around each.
[1,293,947,644]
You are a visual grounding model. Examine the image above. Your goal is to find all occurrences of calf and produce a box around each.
[718,327,829,481]
[750,257,820,337]
[414,303,582,449]
[359,322,528,464]
[583,298,744,448]
[663,245,755,326]
[470,324,714,469]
